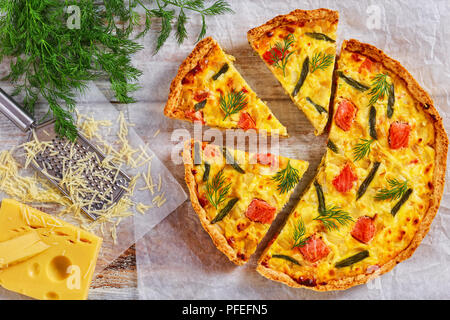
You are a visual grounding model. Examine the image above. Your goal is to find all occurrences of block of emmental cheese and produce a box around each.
[0,199,102,300]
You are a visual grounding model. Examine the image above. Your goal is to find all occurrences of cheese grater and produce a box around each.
[0,88,131,220]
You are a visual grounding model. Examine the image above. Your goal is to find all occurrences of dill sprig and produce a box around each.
[205,169,231,209]
[314,206,353,231]
[292,218,307,249]
[310,52,334,73]
[268,33,295,77]
[375,178,409,201]
[353,138,374,161]
[272,161,300,194]
[368,73,390,106]
[219,90,247,120]
[145,0,234,52]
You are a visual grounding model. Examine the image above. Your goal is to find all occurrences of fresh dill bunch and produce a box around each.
[268,33,295,77]
[205,169,231,209]
[292,218,307,249]
[353,138,374,161]
[314,206,353,231]
[0,0,233,140]
[310,52,334,74]
[368,73,390,107]
[219,90,247,120]
[375,178,409,201]
[272,160,300,194]
[0,0,143,140]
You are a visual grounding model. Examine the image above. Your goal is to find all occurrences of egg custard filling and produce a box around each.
[256,39,448,290]
[184,141,308,265]
[248,9,339,135]
[165,37,287,136]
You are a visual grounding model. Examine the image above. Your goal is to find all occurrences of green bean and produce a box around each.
[327,139,339,153]
[369,106,377,140]
[222,148,245,173]
[387,83,395,118]
[194,99,207,111]
[271,254,301,266]
[391,188,413,216]
[338,71,370,91]
[305,32,335,43]
[202,162,210,182]
[212,63,229,80]
[292,57,309,97]
[314,180,326,214]
[307,97,327,114]
[211,198,239,224]
[356,162,381,200]
[335,251,369,268]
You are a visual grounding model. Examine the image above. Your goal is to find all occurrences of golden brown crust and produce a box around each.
[247,8,339,46]
[183,140,246,266]
[257,39,449,291]
[164,37,217,121]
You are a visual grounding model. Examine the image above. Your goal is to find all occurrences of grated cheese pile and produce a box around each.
[0,112,167,243]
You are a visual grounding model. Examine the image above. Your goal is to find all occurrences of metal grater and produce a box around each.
[0,88,131,220]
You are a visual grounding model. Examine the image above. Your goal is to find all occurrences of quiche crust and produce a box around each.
[247,8,338,44]
[164,37,216,120]
[257,39,449,291]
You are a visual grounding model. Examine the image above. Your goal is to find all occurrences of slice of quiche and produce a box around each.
[184,140,308,265]
[165,37,287,136]
[256,39,448,290]
[247,9,339,135]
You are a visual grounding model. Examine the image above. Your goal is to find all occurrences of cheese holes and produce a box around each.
[28,263,41,278]
[45,292,60,300]
[48,256,72,281]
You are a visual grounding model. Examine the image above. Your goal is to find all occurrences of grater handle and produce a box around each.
[0,88,35,132]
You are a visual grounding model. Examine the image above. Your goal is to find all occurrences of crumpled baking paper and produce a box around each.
[0,83,187,299]
[135,0,450,299]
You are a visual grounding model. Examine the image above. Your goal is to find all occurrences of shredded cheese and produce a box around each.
[0,111,167,243]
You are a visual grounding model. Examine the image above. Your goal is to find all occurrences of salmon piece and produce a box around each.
[256,153,279,168]
[182,64,203,85]
[198,195,208,208]
[351,216,376,244]
[332,163,358,193]
[185,110,204,123]
[351,53,363,62]
[203,144,219,159]
[194,91,208,102]
[358,58,374,73]
[262,47,284,65]
[245,199,276,224]
[298,235,330,263]
[238,112,256,130]
[335,100,357,131]
[389,121,411,149]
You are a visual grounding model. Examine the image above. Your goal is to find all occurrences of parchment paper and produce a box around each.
[135,0,450,299]
[0,83,187,300]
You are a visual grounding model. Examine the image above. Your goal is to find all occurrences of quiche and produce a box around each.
[256,39,448,290]
[247,9,338,135]
[165,37,288,136]
[184,140,308,265]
